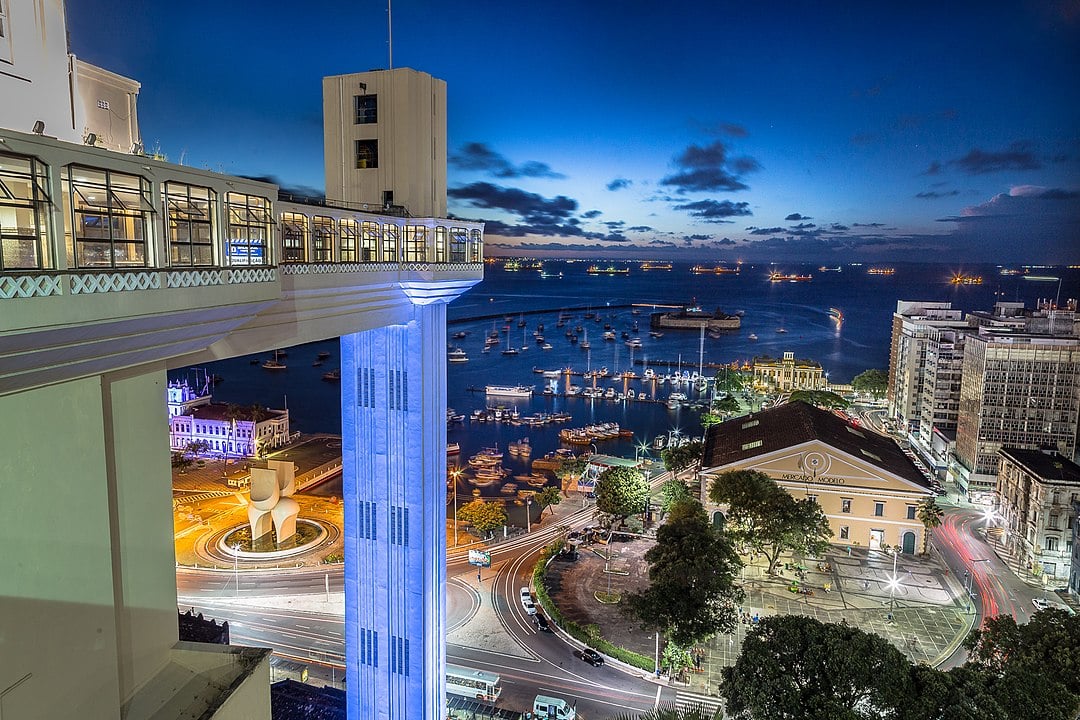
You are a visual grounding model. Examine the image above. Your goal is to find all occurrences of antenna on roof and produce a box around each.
[387,0,394,69]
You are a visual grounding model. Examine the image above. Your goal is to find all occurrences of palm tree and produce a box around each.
[917,497,944,555]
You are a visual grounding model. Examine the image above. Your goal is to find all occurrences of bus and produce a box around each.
[446,663,502,704]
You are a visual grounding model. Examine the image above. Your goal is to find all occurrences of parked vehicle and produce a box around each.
[578,648,604,667]
[534,614,551,632]
[534,694,577,719]
[520,587,537,615]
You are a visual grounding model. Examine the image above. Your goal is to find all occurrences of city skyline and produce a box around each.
[69,1,1079,263]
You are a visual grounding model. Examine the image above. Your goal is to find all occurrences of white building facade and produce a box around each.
[166,382,291,458]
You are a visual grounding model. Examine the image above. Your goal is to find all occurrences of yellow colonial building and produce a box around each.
[700,401,934,554]
[752,351,826,392]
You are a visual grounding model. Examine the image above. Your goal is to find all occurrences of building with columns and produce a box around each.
[700,401,934,553]
[0,1,480,718]
[751,351,826,392]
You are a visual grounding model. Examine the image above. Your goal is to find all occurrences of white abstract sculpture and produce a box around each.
[248,459,299,543]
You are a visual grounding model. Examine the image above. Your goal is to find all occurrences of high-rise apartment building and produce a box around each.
[953,328,1080,496]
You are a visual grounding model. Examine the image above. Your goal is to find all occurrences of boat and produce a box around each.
[447,442,460,455]
[640,261,673,270]
[818,266,842,272]
[317,350,331,359]
[508,438,532,456]
[769,272,813,282]
[262,350,287,370]
[776,327,788,333]
[485,385,533,397]
[448,348,469,363]
[541,343,553,350]
[828,307,844,322]
[580,328,591,350]
[691,265,740,275]
[321,368,340,382]
[501,331,519,356]
[950,273,983,285]
[648,330,664,338]
[625,337,643,349]
[452,331,467,339]
[748,333,758,341]
[500,482,519,495]
[586,265,630,275]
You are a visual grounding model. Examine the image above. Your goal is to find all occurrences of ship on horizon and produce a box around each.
[769,272,813,283]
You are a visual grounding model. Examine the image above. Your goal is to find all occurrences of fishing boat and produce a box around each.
[262,350,287,370]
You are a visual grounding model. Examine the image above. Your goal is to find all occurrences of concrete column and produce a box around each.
[342,301,447,720]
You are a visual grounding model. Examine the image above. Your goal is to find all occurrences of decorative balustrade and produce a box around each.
[0,274,63,299]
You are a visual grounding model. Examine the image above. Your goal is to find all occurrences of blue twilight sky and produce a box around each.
[69,1,1079,263]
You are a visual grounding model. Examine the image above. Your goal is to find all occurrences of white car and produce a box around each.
[520,587,537,615]
[1032,597,1050,611]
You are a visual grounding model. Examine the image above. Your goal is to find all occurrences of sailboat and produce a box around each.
[262,350,286,370]
[580,327,591,350]
[501,331,519,356]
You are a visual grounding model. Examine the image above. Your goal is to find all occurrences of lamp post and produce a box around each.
[450,467,462,547]
[654,632,661,678]
[525,495,532,533]
[886,547,899,613]
[232,543,240,597]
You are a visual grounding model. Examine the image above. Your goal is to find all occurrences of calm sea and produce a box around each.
[173,261,1080,483]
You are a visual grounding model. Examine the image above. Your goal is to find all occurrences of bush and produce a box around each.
[531,541,655,672]
[321,552,344,564]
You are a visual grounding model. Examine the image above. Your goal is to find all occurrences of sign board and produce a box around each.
[468,549,491,567]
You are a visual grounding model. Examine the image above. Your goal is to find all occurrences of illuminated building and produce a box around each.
[0,1,481,717]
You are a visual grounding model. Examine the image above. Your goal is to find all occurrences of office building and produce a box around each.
[997,448,1080,585]
[700,402,933,553]
[0,1,482,717]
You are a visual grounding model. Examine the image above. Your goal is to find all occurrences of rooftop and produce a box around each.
[702,400,929,487]
[999,448,1080,486]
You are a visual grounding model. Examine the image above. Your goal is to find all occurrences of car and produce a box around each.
[1032,597,1050,611]
[534,614,551,632]
[520,587,537,615]
[579,648,604,667]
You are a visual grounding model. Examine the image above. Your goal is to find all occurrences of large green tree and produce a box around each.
[658,477,693,514]
[661,440,704,474]
[708,470,831,573]
[456,499,507,537]
[534,485,562,516]
[916,497,944,555]
[607,704,723,720]
[625,499,743,648]
[852,368,889,399]
[962,609,1080,719]
[721,616,913,720]
[713,367,747,395]
[594,465,650,527]
[787,390,849,410]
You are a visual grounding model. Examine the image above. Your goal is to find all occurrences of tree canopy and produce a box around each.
[658,478,693,514]
[707,470,831,572]
[916,498,944,554]
[456,499,507,536]
[721,615,914,720]
[786,390,850,410]
[594,465,651,526]
[661,441,704,474]
[534,486,562,516]
[625,498,743,648]
[852,369,889,399]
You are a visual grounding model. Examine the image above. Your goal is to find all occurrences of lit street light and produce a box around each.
[450,467,462,547]
[232,543,241,597]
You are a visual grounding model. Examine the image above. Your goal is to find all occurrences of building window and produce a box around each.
[403,225,426,262]
[741,419,760,430]
[449,227,467,262]
[741,439,763,451]
[874,502,885,517]
[1047,536,1059,551]
[339,218,357,262]
[0,0,11,63]
[433,226,447,262]
[469,229,483,262]
[380,223,398,262]
[807,494,818,505]
[839,526,849,540]
[164,182,214,266]
[907,505,917,520]
[360,221,378,261]
[841,498,852,514]
[0,152,50,270]
[312,215,334,261]
[355,139,378,169]
[354,94,377,124]
[65,165,153,268]
[280,212,308,262]
[225,192,270,265]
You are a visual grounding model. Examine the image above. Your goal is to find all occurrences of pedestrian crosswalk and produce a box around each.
[172,491,232,508]
[674,690,725,718]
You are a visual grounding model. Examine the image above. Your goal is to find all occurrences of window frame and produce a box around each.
[164,181,215,267]
[225,192,271,266]
[0,151,50,270]
[280,212,308,262]
[339,218,358,262]
[355,139,379,169]
[354,94,378,124]
[66,164,154,269]
[311,215,335,262]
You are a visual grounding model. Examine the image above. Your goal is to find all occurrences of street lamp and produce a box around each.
[525,495,532,533]
[232,543,241,597]
[654,632,661,678]
[886,547,900,614]
[450,467,462,547]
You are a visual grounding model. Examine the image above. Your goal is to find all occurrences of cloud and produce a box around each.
[830,223,850,231]
[785,213,811,221]
[791,222,816,230]
[581,209,602,219]
[1009,185,1079,200]
[449,142,564,179]
[606,177,632,191]
[448,182,576,222]
[709,238,738,246]
[660,140,760,193]
[921,161,944,176]
[748,226,785,235]
[673,199,753,222]
[626,225,654,232]
[683,234,712,242]
[648,239,677,247]
[953,142,1040,175]
[852,222,886,228]
[915,190,960,199]
[604,220,625,229]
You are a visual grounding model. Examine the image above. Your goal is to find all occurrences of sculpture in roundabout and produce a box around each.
[247,459,300,545]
